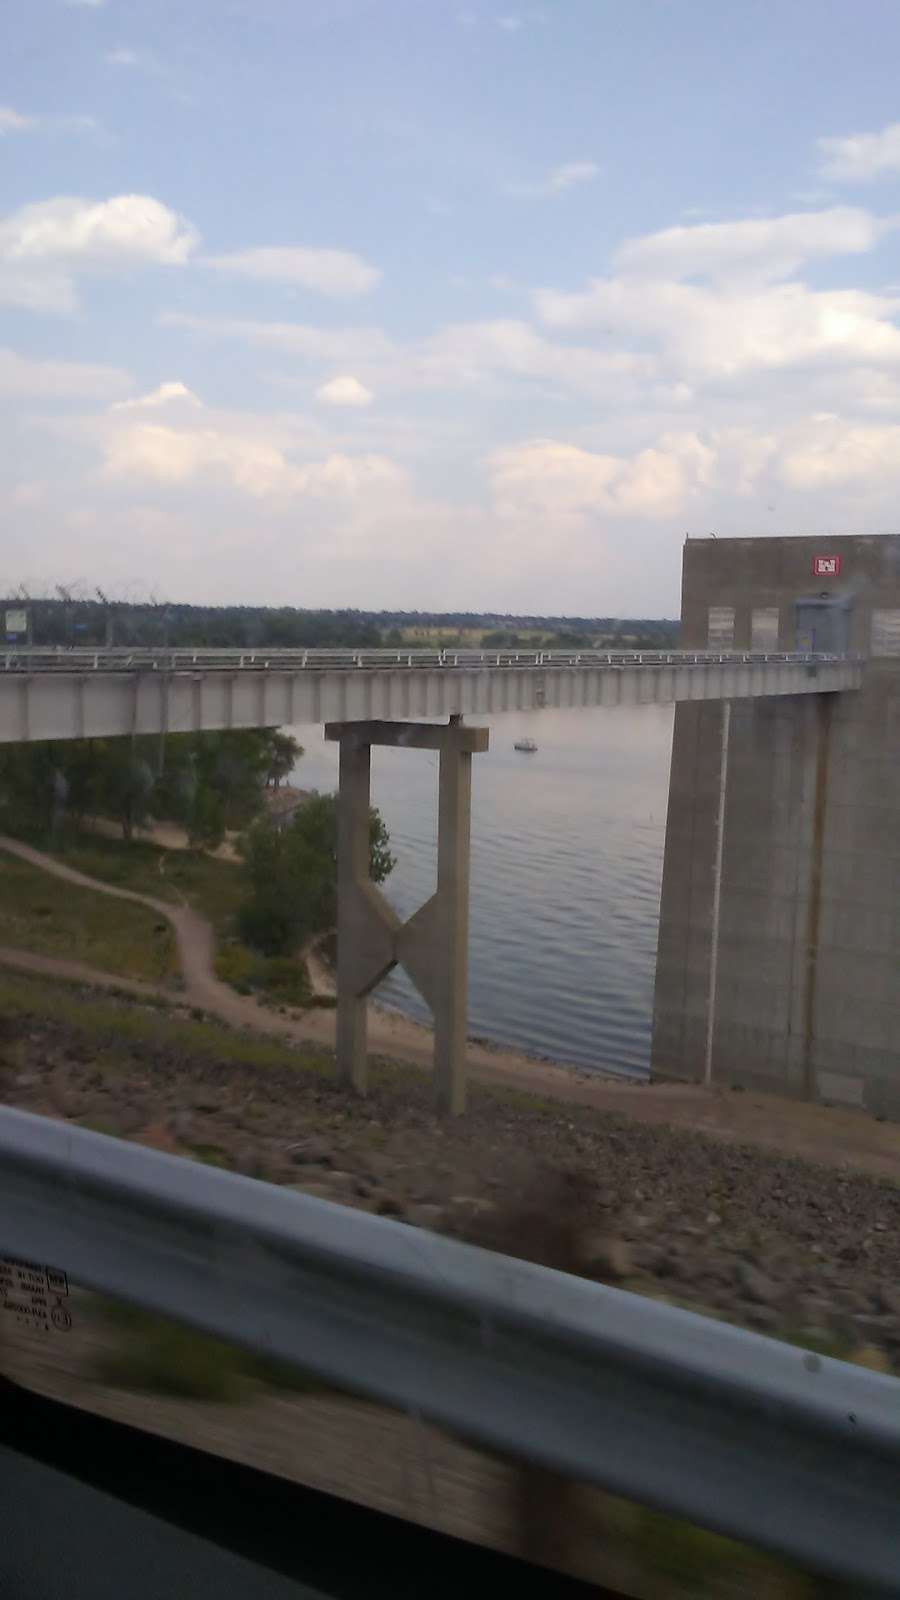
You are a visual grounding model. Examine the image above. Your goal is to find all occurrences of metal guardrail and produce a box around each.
[1,1107,898,1591]
[0,646,858,673]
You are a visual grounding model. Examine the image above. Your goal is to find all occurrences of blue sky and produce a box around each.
[4,0,900,613]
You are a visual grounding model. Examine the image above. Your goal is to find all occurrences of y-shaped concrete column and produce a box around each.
[325,718,489,1115]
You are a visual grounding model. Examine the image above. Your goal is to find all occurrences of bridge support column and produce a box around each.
[326,718,489,1114]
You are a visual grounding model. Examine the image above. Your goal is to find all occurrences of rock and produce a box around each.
[851,1344,892,1374]
[134,1122,181,1155]
[287,1137,333,1168]
[192,1095,219,1114]
[13,1072,39,1088]
[583,1234,633,1282]
[449,1195,495,1216]
[736,1262,780,1305]
[406,1203,444,1231]
[170,1110,195,1142]
[877,1284,900,1318]
[375,1195,405,1218]
[287,1182,338,1203]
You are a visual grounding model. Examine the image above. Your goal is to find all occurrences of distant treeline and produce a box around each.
[1,599,679,652]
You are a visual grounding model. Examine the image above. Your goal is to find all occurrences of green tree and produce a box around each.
[264,731,303,789]
[237,793,394,956]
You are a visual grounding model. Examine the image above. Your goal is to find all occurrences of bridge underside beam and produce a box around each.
[0,660,862,744]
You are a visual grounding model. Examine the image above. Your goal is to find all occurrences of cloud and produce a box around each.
[818,123,900,183]
[164,309,647,399]
[160,311,393,367]
[0,108,98,139]
[0,348,131,399]
[105,48,141,67]
[0,107,36,134]
[203,246,380,296]
[63,0,108,7]
[315,375,374,408]
[507,160,599,198]
[0,193,198,313]
[111,381,201,411]
[101,419,404,501]
[540,277,900,379]
[547,161,599,193]
[613,206,885,283]
[535,208,900,382]
[490,435,713,520]
[779,419,900,489]
[497,14,522,30]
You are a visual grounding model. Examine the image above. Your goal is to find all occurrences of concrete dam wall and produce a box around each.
[652,534,900,1117]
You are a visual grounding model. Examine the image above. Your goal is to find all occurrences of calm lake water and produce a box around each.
[289,706,674,1080]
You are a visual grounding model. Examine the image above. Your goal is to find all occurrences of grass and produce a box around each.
[0,854,178,983]
[37,831,329,1011]
[93,1299,336,1403]
[48,831,244,936]
[0,966,332,1077]
[214,941,313,1007]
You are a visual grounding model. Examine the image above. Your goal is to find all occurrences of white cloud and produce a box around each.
[614,206,885,283]
[315,375,374,408]
[818,123,900,183]
[101,419,404,502]
[497,14,522,30]
[0,108,99,140]
[540,277,900,379]
[160,311,393,367]
[780,419,900,489]
[63,0,108,7]
[203,246,380,297]
[507,160,599,198]
[0,193,197,313]
[105,48,141,67]
[546,161,599,193]
[0,348,131,399]
[111,381,201,411]
[535,207,900,384]
[490,434,714,520]
[0,107,36,134]
[165,309,648,399]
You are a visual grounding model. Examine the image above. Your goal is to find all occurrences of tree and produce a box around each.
[237,793,394,956]
[93,744,155,840]
[264,731,303,789]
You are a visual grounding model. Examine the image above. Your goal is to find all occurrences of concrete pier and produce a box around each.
[326,719,489,1115]
[652,535,900,1117]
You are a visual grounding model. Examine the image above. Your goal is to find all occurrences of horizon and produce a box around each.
[6,3,900,613]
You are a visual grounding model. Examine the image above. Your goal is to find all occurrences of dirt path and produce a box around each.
[3,833,900,1183]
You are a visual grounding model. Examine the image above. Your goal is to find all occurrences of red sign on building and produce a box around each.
[812,555,842,577]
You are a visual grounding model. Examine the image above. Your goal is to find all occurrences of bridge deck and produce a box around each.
[0,648,862,743]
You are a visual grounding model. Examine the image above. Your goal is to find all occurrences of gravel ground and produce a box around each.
[4,992,900,1370]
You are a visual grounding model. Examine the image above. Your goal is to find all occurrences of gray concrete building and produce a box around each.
[652,534,900,1116]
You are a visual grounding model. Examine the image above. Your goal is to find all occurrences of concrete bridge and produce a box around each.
[0,646,861,743]
[0,629,876,1118]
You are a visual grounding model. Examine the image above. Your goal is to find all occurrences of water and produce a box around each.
[288,707,674,1079]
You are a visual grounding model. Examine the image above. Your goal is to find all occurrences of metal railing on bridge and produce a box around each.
[0,645,860,673]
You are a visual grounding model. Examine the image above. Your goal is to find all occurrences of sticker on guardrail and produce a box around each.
[0,1256,72,1333]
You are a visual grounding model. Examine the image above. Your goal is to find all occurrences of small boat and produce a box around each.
[514,737,538,753]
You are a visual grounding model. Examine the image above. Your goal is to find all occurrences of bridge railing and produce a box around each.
[0,646,860,673]
[1,1104,897,1592]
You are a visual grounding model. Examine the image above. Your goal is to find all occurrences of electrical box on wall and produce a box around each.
[794,595,851,654]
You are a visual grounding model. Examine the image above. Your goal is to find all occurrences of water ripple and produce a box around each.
[290,706,673,1079]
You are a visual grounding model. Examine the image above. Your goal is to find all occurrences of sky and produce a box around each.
[4,1,900,616]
